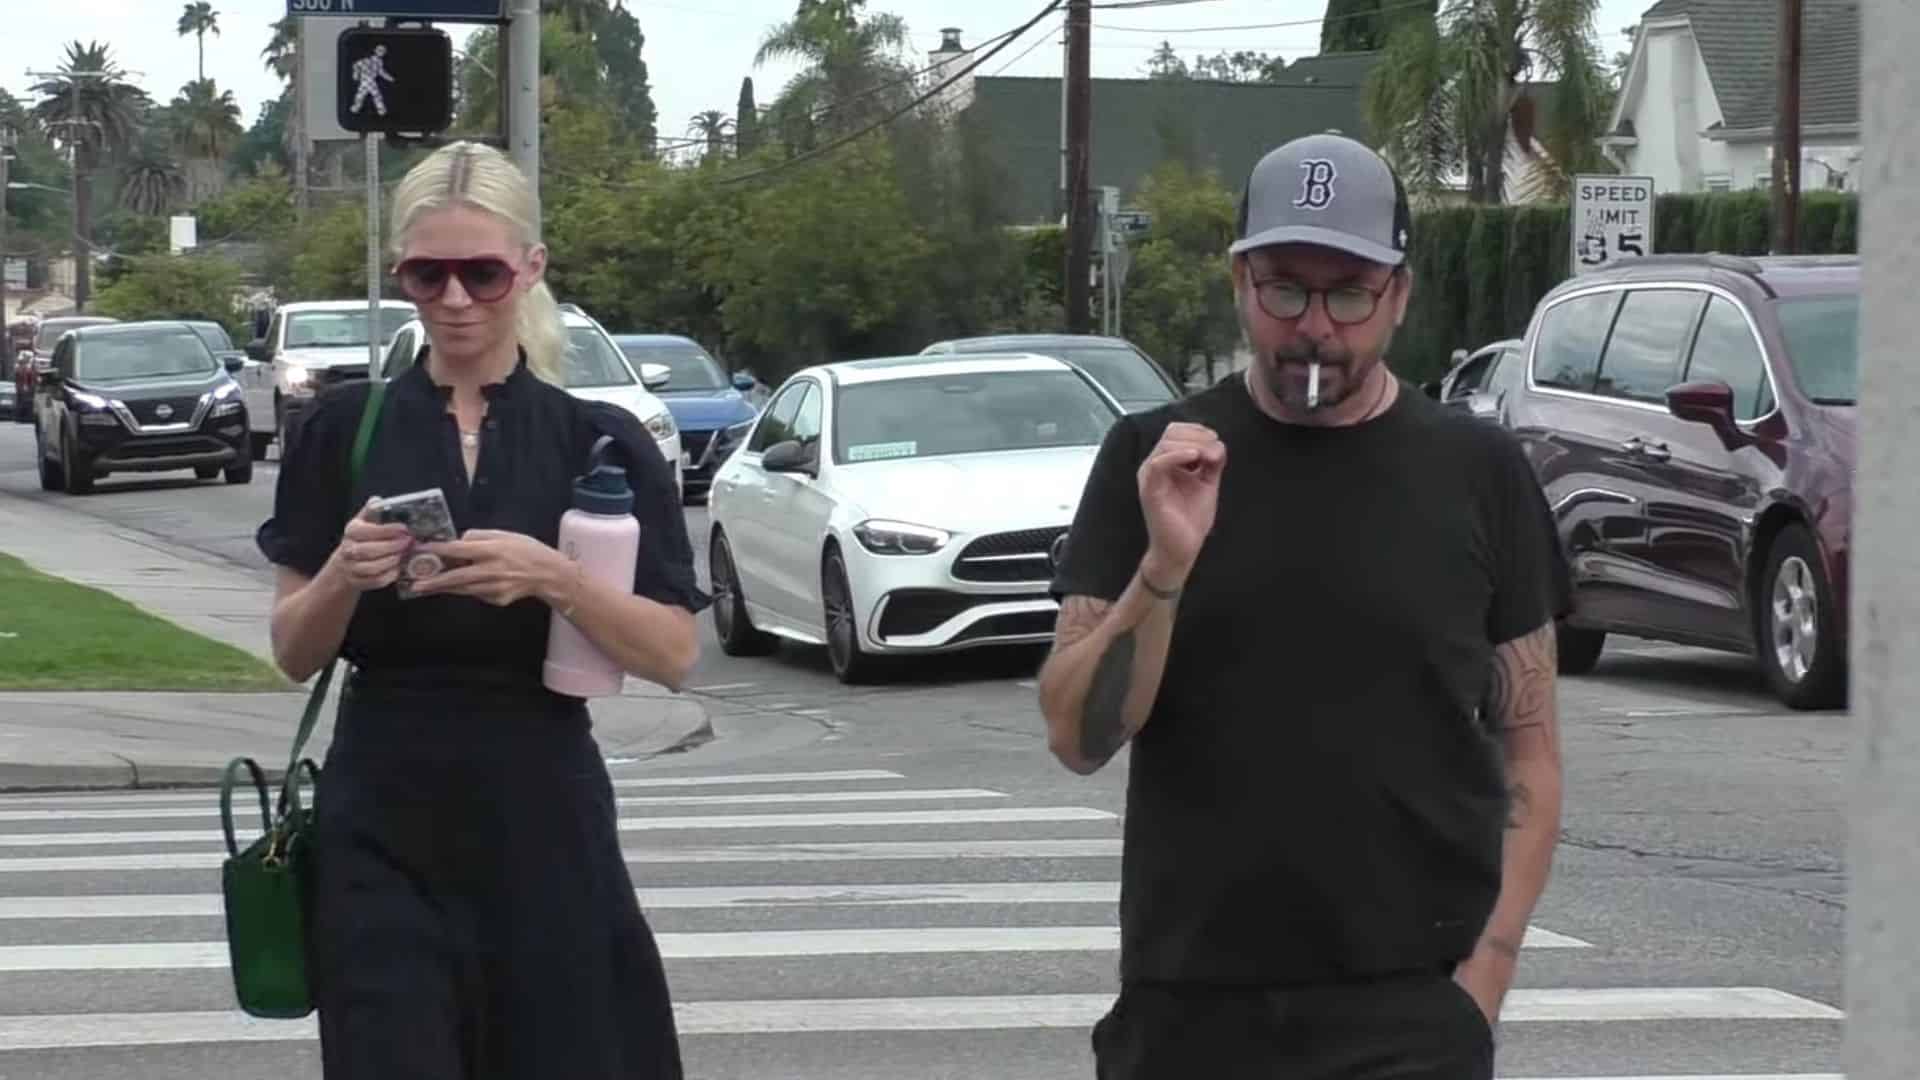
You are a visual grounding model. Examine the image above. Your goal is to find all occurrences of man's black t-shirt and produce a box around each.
[1050,372,1567,987]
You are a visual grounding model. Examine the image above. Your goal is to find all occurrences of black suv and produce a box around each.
[34,321,253,495]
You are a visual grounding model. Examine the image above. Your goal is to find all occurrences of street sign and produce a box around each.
[1112,210,1151,235]
[289,0,504,22]
[336,27,453,136]
[1572,174,1656,275]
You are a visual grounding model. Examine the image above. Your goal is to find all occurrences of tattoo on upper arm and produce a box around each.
[1080,628,1137,765]
[1489,621,1559,828]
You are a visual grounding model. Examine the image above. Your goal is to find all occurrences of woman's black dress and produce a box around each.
[256,354,710,1079]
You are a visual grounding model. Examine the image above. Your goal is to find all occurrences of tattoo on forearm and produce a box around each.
[1080,629,1136,764]
[1490,623,1560,830]
[1506,780,1531,829]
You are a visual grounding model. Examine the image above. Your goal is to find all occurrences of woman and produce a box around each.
[256,140,705,1078]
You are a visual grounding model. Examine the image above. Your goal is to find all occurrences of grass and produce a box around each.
[0,553,290,692]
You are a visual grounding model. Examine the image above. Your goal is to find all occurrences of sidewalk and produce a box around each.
[0,490,713,790]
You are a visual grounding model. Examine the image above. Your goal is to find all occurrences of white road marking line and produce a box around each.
[0,807,1116,847]
[0,788,1012,821]
[689,682,758,692]
[0,882,1126,919]
[0,990,1844,1050]
[0,769,910,808]
[0,839,1125,873]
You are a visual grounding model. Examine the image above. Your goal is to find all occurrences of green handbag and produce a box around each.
[219,377,386,1020]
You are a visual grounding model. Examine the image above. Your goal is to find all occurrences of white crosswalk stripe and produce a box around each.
[0,765,1842,1078]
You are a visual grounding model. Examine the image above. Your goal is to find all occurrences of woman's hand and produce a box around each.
[329,499,416,593]
[411,529,576,608]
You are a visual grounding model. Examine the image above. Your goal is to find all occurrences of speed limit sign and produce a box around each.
[1572,175,1656,275]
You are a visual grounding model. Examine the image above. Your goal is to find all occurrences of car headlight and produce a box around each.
[284,364,310,393]
[853,519,951,556]
[70,390,111,410]
[642,409,677,440]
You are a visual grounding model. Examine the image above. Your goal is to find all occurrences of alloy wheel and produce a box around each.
[1770,555,1819,684]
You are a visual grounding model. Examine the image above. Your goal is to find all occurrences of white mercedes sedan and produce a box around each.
[706,353,1125,682]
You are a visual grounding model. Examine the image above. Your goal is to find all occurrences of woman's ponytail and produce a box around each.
[517,278,567,386]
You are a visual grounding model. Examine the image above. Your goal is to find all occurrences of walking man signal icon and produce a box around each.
[351,45,395,116]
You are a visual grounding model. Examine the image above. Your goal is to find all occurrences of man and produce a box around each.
[1038,132,1568,1079]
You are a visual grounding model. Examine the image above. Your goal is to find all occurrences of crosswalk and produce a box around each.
[0,765,1844,1078]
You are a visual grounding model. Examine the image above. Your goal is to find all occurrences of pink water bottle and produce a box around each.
[545,436,641,698]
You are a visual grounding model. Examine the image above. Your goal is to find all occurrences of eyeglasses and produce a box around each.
[1251,278,1392,326]
[392,257,519,304]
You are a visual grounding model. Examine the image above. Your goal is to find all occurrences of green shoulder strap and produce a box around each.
[275,378,387,815]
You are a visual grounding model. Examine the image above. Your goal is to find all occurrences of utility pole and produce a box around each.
[1063,0,1092,333]
[1852,2,1920,1075]
[506,0,541,235]
[1,127,14,332]
[294,19,311,220]
[1770,0,1803,253]
[27,69,109,314]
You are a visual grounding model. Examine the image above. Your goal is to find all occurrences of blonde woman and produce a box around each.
[256,141,704,1078]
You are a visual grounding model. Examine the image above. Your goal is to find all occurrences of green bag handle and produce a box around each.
[219,377,388,849]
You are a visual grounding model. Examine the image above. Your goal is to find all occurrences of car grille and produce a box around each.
[682,429,713,462]
[104,435,227,458]
[312,365,369,389]
[877,588,1052,639]
[951,526,1069,583]
[126,395,202,427]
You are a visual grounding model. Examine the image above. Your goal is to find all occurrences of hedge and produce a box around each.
[1388,190,1859,382]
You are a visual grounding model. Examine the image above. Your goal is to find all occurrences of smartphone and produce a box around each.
[369,488,464,599]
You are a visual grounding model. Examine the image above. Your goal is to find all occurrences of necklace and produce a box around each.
[460,429,481,450]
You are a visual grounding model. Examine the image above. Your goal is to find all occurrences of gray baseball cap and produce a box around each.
[1231,132,1411,266]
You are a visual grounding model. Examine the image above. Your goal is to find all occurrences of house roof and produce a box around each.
[964,54,1378,224]
[1639,0,1859,132]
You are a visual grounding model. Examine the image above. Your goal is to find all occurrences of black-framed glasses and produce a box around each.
[392,257,519,304]
[1252,278,1392,326]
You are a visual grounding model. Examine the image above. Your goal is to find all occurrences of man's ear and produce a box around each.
[1391,265,1412,327]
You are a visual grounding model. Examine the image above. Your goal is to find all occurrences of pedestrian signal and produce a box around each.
[336,27,452,136]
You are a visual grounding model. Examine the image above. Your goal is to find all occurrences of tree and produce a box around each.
[1322,0,1434,53]
[262,16,297,84]
[93,253,245,338]
[1190,51,1282,82]
[755,0,912,146]
[171,79,244,162]
[1365,0,1611,204]
[30,42,151,310]
[736,78,760,156]
[1121,162,1240,386]
[1145,42,1188,80]
[178,2,221,83]
[688,110,734,163]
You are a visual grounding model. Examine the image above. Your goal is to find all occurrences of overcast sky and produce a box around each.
[4,0,1652,156]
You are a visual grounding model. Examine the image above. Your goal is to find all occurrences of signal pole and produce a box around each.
[506,0,541,235]
[1063,0,1092,333]
[1770,0,1803,253]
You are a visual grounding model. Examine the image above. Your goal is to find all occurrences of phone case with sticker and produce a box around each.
[370,488,465,599]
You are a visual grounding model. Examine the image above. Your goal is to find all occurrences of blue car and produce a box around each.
[611,334,758,502]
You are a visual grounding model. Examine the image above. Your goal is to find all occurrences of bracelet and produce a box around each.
[1481,935,1522,960]
[1138,568,1181,600]
[558,560,585,618]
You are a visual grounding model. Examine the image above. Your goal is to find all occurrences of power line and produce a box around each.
[987,16,1063,76]
[1098,0,1438,32]
[711,0,1068,188]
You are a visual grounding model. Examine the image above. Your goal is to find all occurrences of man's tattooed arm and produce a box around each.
[1037,568,1184,774]
[1470,620,1565,967]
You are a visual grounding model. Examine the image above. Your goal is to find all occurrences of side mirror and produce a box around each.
[638,362,671,390]
[1421,380,1443,399]
[246,340,268,362]
[760,439,816,475]
[732,371,755,391]
[222,353,246,373]
[1666,380,1747,447]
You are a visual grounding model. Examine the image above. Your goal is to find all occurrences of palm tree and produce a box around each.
[1364,0,1610,204]
[177,2,221,83]
[120,142,184,216]
[262,15,297,84]
[687,110,734,162]
[170,78,243,204]
[754,0,912,140]
[30,41,149,310]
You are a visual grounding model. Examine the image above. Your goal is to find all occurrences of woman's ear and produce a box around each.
[524,243,549,285]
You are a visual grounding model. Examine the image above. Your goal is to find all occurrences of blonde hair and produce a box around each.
[387,141,566,385]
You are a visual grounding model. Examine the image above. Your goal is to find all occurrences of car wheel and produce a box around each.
[60,431,93,495]
[250,432,273,462]
[35,425,59,492]
[822,546,883,684]
[195,465,221,481]
[225,455,253,485]
[708,529,777,657]
[1756,523,1846,710]
[1555,621,1606,675]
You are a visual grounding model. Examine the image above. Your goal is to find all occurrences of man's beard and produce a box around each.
[1257,339,1371,414]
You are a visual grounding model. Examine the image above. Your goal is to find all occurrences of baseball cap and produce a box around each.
[1231,132,1412,266]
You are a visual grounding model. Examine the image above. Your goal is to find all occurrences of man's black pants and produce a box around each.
[1091,969,1494,1079]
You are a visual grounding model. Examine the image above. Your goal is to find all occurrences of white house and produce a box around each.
[1603,0,1861,193]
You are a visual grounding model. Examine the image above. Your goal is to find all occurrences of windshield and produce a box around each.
[1776,295,1858,405]
[834,370,1117,463]
[1037,345,1174,404]
[284,309,413,349]
[36,319,111,353]
[186,323,234,352]
[561,327,636,388]
[76,330,217,383]
[619,340,726,391]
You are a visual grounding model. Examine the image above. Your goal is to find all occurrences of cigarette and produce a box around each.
[1307,361,1321,409]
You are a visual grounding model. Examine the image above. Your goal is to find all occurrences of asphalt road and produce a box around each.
[0,420,1847,1079]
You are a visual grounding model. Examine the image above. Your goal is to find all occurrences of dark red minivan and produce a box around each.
[1501,253,1856,709]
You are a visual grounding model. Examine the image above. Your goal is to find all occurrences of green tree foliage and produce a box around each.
[286,203,368,300]
[736,78,760,156]
[177,2,220,83]
[29,42,150,308]
[192,171,295,242]
[1119,162,1241,386]
[93,252,244,337]
[1323,0,1436,54]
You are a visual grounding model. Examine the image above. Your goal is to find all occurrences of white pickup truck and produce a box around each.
[241,299,417,459]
